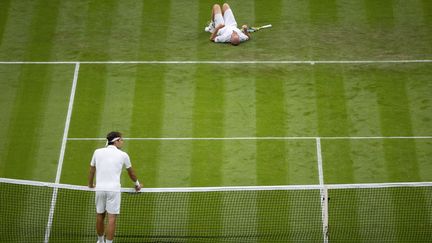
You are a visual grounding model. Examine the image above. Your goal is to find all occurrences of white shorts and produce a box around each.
[214,9,237,27]
[96,191,121,214]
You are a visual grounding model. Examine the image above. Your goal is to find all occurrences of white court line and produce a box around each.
[67,136,432,141]
[316,138,329,243]
[54,62,80,183]
[0,59,431,65]
[316,138,325,187]
[44,63,80,243]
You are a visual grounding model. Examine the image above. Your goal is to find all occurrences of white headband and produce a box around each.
[106,137,121,146]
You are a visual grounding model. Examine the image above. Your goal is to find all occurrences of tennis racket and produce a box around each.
[247,24,272,32]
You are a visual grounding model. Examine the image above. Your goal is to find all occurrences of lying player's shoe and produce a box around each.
[204,21,215,33]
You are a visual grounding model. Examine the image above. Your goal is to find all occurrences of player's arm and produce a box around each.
[127,167,142,191]
[241,25,251,39]
[88,165,96,188]
[210,24,225,41]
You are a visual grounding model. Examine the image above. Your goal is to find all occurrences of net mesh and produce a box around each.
[1,179,431,242]
[328,186,432,242]
[0,180,322,243]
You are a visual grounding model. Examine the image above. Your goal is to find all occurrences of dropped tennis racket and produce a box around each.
[247,24,272,32]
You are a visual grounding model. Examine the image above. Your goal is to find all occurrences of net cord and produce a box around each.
[1,177,431,192]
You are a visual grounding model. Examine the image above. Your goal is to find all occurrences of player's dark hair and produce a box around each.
[106,131,122,145]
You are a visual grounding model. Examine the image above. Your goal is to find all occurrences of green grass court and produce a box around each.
[0,0,431,242]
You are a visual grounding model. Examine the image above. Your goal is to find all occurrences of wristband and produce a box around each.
[135,180,140,186]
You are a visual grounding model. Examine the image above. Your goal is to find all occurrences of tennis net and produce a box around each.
[0,178,431,242]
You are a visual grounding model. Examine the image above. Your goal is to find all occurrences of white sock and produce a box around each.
[106,240,113,243]
[97,235,104,243]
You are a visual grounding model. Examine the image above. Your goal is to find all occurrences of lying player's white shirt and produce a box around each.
[214,26,249,43]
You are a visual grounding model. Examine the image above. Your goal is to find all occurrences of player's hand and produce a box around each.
[134,184,142,192]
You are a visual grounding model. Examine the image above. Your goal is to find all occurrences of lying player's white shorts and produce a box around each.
[214,9,238,27]
[96,191,121,214]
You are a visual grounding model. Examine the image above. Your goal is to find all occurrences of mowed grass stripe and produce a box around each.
[98,66,136,138]
[283,66,318,136]
[129,0,172,191]
[0,65,73,182]
[0,0,36,60]
[0,66,21,176]
[108,0,142,60]
[68,0,116,136]
[315,66,355,183]
[32,66,75,182]
[79,0,117,60]
[404,64,432,136]
[416,140,432,181]
[282,66,319,185]
[255,66,287,186]
[342,67,387,183]
[424,0,432,26]
[342,66,382,136]
[65,0,117,162]
[0,0,11,47]
[68,65,106,138]
[405,64,432,182]
[191,66,224,186]
[156,67,195,187]
[308,0,339,59]
[404,64,432,181]
[365,0,395,28]
[374,67,421,182]
[130,65,166,188]
[51,0,88,60]
[393,1,429,59]
[222,68,257,186]
[190,66,223,241]
[156,0,199,187]
[309,0,338,25]
[25,0,60,60]
[1,0,62,181]
[254,2,285,191]
[138,0,172,61]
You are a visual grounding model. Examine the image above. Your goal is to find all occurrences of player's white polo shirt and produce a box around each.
[90,145,131,192]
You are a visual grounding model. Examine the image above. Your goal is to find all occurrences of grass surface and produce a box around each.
[0,0,431,242]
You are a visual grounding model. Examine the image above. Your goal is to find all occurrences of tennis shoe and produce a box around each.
[204,21,215,33]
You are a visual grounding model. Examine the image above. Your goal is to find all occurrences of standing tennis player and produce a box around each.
[205,3,250,45]
[88,131,142,243]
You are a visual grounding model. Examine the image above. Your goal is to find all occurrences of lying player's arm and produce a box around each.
[210,24,225,41]
[241,25,251,39]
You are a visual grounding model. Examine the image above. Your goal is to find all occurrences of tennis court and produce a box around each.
[0,0,431,242]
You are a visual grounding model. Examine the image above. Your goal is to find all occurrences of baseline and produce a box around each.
[0,59,431,65]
